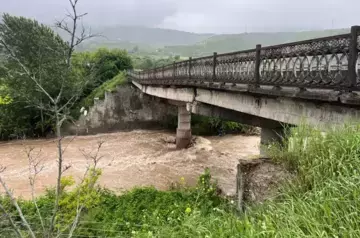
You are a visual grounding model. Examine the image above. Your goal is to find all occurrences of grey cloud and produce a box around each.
[0,0,359,33]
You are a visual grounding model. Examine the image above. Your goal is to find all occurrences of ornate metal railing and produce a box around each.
[129,26,360,91]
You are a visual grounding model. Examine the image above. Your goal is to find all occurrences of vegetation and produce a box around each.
[132,55,182,70]
[2,123,360,237]
[74,48,133,98]
[0,14,133,139]
[0,14,72,139]
[80,72,127,109]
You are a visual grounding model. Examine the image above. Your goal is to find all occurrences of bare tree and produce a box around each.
[25,147,46,235]
[0,0,98,237]
[0,168,36,238]
[65,139,106,238]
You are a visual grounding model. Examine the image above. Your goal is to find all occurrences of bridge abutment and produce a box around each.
[260,127,285,157]
[176,105,192,149]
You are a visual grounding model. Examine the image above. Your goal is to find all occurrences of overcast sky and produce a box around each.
[0,0,359,33]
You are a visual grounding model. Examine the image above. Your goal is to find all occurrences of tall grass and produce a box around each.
[137,124,360,237]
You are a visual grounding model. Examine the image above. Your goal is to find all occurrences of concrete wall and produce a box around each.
[66,84,176,135]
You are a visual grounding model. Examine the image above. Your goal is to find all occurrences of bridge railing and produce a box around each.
[128,25,360,91]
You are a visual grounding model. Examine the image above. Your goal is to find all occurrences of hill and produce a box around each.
[72,26,350,58]
[75,25,213,53]
[162,29,350,57]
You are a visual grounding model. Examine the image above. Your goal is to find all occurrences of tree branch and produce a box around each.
[0,174,36,238]
[24,146,46,235]
[0,203,24,238]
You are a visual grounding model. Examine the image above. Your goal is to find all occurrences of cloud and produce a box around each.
[0,0,359,33]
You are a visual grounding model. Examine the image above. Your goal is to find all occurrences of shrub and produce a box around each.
[78,72,127,110]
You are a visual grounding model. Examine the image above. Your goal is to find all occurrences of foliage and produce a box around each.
[0,14,72,139]
[137,124,360,237]
[190,115,256,136]
[0,14,134,139]
[132,55,182,70]
[75,48,133,97]
[79,72,127,110]
[57,169,103,231]
[0,167,103,237]
[0,169,229,237]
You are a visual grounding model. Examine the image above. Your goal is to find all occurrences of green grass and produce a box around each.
[80,72,127,109]
[136,123,360,237]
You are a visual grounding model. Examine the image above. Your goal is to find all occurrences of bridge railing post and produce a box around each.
[348,26,360,90]
[173,61,176,84]
[161,65,164,84]
[212,52,217,85]
[254,44,262,88]
[188,57,192,84]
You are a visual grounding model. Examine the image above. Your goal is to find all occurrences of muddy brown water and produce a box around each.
[0,130,260,198]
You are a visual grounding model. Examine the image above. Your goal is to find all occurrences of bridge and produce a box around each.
[128,25,360,152]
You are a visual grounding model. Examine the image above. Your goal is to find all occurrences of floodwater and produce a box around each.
[0,130,260,198]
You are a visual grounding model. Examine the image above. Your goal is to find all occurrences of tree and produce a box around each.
[0,0,98,237]
[0,14,73,137]
[75,48,133,97]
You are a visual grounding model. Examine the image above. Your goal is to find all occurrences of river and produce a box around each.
[0,130,260,198]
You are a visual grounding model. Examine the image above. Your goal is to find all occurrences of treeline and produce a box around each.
[132,55,182,70]
[0,14,133,139]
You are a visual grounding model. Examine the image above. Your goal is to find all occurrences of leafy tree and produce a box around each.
[0,0,99,237]
[74,48,133,97]
[92,48,132,86]
[0,14,77,138]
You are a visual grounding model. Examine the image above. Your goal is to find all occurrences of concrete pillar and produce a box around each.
[260,127,285,157]
[176,105,192,149]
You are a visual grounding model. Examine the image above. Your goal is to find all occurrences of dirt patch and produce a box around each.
[237,158,293,209]
[0,130,260,198]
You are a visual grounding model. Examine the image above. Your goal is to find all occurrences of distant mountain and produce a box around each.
[74,25,213,53]
[162,29,350,57]
[71,25,350,58]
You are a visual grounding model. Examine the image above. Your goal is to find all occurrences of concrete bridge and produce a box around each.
[128,26,360,152]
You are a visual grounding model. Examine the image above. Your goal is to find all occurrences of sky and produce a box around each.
[0,0,359,34]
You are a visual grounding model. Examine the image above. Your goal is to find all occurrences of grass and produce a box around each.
[136,123,360,237]
[80,72,128,109]
[2,124,360,237]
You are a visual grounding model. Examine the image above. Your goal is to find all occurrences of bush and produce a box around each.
[0,169,230,237]
[191,115,256,136]
[80,72,127,109]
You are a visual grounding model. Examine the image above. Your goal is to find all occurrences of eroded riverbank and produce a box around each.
[0,130,260,198]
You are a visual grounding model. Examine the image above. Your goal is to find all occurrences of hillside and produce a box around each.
[163,29,350,57]
[75,25,213,53]
[73,26,350,58]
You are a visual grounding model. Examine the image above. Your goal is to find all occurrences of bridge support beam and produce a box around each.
[176,105,192,149]
[260,127,285,157]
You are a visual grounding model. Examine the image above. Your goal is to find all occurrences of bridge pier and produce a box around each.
[176,105,192,149]
[260,127,285,157]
